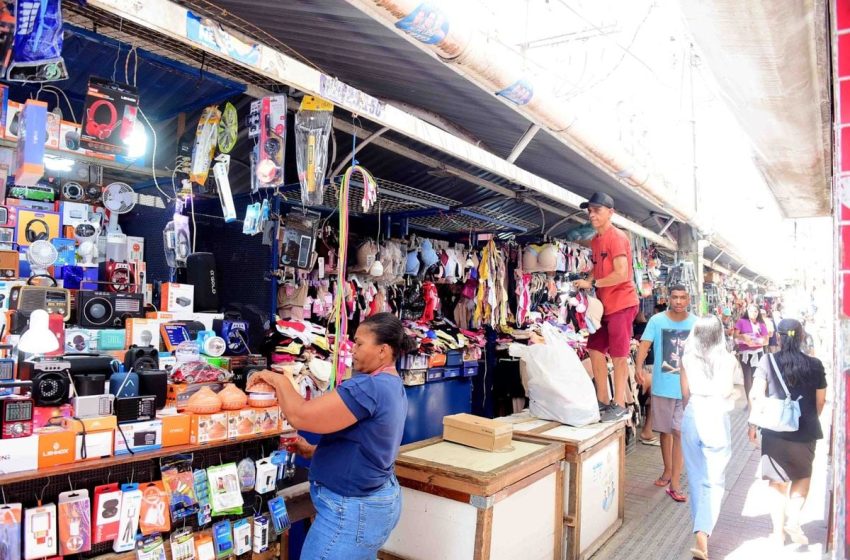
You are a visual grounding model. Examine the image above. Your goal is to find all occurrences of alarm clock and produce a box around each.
[1,397,33,438]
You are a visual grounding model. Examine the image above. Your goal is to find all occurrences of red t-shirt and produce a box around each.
[591,226,639,315]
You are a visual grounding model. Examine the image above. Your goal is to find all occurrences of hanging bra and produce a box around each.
[442,248,460,280]
[405,250,420,276]
[420,239,439,268]
[522,243,558,273]
[352,240,377,273]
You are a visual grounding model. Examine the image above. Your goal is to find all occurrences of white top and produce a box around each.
[682,350,736,407]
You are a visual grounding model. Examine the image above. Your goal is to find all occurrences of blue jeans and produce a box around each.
[301,476,402,560]
[681,399,731,536]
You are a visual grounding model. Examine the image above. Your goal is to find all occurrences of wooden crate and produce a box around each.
[497,413,626,560]
[379,435,564,560]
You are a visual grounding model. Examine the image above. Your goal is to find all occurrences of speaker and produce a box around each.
[139,370,168,409]
[77,290,144,328]
[124,345,159,372]
[71,373,107,397]
[31,361,72,406]
[64,353,119,377]
[0,250,18,279]
[186,253,219,312]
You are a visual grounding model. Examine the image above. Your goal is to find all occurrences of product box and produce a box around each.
[442,413,513,452]
[159,411,191,447]
[147,311,223,331]
[191,412,228,444]
[0,434,38,474]
[15,208,60,247]
[126,317,162,349]
[159,352,177,373]
[37,428,76,468]
[80,77,139,157]
[33,404,74,430]
[4,99,20,140]
[127,236,144,261]
[75,429,113,461]
[227,409,257,439]
[45,111,60,150]
[161,283,194,312]
[167,382,225,412]
[15,99,47,186]
[114,420,162,455]
[253,407,280,434]
[59,120,84,154]
[62,415,117,433]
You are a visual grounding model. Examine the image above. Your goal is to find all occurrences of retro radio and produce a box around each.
[0,250,19,278]
[102,260,135,293]
[9,286,71,320]
[77,290,144,328]
[0,397,33,438]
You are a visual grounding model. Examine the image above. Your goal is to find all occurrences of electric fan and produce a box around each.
[103,182,137,234]
[75,221,100,267]
[217,102,238,154]
[26,240,58,276]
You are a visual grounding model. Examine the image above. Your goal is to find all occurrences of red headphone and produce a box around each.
[85,99,119,140]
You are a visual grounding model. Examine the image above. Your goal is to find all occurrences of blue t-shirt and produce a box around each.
[641,312,697,399]
[309,372,408,497]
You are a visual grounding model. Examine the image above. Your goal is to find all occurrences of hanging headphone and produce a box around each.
[25,219,49,243]
[85,99,119,140]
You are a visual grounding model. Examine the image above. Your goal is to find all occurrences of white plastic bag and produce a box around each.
[509,324,601,426]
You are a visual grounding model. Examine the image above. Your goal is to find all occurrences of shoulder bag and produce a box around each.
[748,354,801,432]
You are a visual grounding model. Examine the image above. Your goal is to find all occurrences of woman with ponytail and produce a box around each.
[748,319,827,546]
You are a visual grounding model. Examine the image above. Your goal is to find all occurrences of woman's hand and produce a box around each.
[247,369,299,395]
[286,435,316,459]
[748,425,759,446]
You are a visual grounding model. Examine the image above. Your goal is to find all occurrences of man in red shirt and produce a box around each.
[574,192,640,422]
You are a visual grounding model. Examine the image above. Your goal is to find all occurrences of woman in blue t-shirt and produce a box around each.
[248,313,412,559]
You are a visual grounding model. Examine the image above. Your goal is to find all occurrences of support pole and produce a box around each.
[506,124,540,163]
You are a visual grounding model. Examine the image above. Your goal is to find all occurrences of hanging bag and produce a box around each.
[748,354,801,432]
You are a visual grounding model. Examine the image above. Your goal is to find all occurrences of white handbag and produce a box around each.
[748,354,801,432]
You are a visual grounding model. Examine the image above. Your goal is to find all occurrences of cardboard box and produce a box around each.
[37,428,76,468]
[45,111,60,149]
[15,99,47,186]
[442,413,513,452]
[147,311,223,331]
[0,434,38,474]
[4,99,20,140]
[114,420,162,455]
[126,317,162,349]
[161,283,194,312]
[75,430,113,460]
[191,412,228,444]
[160,412,191,447]
[15,208,60,247]
[228,409,257,439]
[253,407,281,434]
[62,415,117,433]
[167,382,225,412]
[33,404,74,430]
[159,352,177,373]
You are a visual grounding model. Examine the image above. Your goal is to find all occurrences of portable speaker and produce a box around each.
[71,373,107,397]
[124,345,159,372]
[64,353,119,377]
[186,252,219,312]
[77,290,144,328]
[139,370,168,409]
[31,361,72,406]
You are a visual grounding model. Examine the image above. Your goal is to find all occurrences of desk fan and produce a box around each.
[27,240,58,276]
[103,182,137,235]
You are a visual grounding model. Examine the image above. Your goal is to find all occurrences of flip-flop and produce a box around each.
[640,436,660,446]
[667,487,688,502]
[654,477,671,487]
[689,548,708,560]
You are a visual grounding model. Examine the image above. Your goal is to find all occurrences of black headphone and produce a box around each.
[25,218,49,243]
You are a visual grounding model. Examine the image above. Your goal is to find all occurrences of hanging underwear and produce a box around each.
[522,244,558,273]
[405,250,420,276]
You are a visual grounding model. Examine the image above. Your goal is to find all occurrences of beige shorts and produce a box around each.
[651,394,683,434]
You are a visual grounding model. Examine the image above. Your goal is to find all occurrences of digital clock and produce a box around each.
[1,397,33,438]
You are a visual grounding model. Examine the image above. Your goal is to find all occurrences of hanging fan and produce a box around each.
[103,182,137,234]
[27,240,58,276]
[217,102,238,154]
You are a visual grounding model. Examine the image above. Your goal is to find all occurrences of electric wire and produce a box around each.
[137,107,172,203]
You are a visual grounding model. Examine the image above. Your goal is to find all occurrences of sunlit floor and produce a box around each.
[591,388,831,560]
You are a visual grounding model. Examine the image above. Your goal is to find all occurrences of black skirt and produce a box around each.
[760,434,816,482]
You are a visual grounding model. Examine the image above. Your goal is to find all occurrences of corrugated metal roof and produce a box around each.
[183,0,667,225]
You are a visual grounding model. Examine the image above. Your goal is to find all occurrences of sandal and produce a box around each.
[654,477,671,487]
[666,487,687,502]
[640,436,660,446]
[689,548,708,560]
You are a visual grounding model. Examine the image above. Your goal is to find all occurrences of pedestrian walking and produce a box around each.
[679,315,737,559]
[748,319,827,547]
[734,304,770,408]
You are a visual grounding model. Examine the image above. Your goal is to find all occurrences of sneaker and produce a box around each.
[599,402,630,423]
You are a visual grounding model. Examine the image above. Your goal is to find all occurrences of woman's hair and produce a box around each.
[359,312,418,359]
[773,318,814,387]
[683,315,728,379]
[746,305,765,325]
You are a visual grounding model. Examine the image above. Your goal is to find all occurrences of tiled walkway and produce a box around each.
[592,388,831,560]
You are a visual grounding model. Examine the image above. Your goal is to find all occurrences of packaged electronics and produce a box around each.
[24,503,56,559]
[138,482,170,535]
[14,99,47,186]
[57,489,91,555]
[92,483,122,544]
[114,420,162,455]
[257,95,286,188]
[113,484,142,552]
[0,504,22,560]
[161,283,194,312]
[80,78,139,157]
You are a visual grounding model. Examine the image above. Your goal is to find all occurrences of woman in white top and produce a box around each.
[680,315,737,560]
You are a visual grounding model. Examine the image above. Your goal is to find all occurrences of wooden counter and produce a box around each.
[380,435,564,560]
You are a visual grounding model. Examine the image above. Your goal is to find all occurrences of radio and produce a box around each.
[102,260,134,293]
[0,249,19,278]
[0,397,33,438]
[213,319,250,356]
[30,360,72,406]
[9,286,71,320]
[124,345,159,372]
[72,394,114,418]
[77,290,144,328]
[115,395,156,424]
[0,359,14,380]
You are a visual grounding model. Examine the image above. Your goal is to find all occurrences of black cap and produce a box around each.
[580,192,614,209]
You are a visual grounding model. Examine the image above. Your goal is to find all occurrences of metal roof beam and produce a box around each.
[507,124,540,163]
[87,0,674,250]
